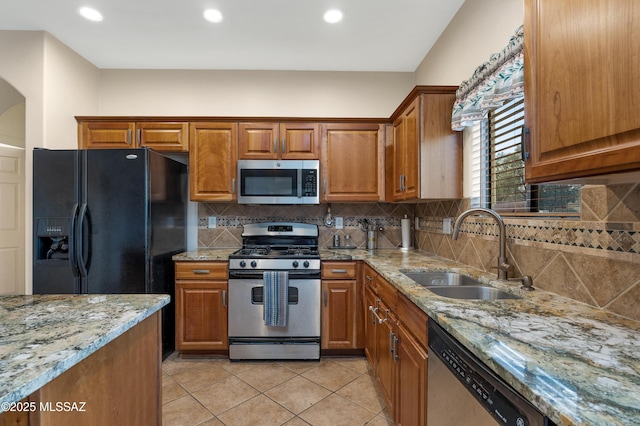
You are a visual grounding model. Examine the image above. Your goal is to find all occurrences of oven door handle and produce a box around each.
[228,270,321,280]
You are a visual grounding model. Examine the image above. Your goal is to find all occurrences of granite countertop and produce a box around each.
[173,248,238,261]
[175,248,640,425]
[0,294,169,410]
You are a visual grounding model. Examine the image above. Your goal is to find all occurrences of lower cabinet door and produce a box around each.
[175,280,228,351]
[397,323,428,426]
[375,301,396,417]
[321,279,357,349]
[364,285,378,369]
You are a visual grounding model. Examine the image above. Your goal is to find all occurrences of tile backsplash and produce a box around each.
[196,184,640,321]
[415,184,640,321]
[197,203,414,250]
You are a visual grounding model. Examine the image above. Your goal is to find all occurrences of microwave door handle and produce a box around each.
[297,168,302,198]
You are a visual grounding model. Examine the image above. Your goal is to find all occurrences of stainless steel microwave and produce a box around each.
[237,160,320,204]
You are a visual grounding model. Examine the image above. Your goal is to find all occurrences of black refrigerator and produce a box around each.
[33,148,187,359]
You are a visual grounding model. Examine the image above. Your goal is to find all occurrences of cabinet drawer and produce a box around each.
[175,262,228,279]
[397,293,428,349]
[363,265,378,291]
[322,261,357,279]
[377,276,397,310]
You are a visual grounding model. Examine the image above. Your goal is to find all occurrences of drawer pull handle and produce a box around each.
[192,269,210,274]
[393,334,398,362]
[331,269,348,273]
[369,305,386,324]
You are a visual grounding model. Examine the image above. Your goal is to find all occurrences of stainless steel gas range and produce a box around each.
[228,222,321,360]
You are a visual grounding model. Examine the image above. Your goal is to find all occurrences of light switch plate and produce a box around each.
[208,216,217,228]
[335,217,344,229]
[443,217,452,234]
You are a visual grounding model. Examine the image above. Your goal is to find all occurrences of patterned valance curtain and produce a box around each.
[451,25,524,131]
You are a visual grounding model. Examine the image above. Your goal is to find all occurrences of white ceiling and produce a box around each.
[0,0,465,72]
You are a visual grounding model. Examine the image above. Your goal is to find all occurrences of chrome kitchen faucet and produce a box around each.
[452,208,511,280]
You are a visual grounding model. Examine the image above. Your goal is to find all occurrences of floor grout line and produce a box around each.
[162,355,392,426]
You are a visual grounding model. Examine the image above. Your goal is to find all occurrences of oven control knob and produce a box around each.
[239,260,246,268]
[250,261,257,268]
[303,261,310,268]
[292,261,299,268]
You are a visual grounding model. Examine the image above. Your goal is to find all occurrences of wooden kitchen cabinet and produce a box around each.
[321,261,359,350]
[375,296,397,418]
[175,261,228,352]
[524,0,640,183]
[320,123,385,202]
[189,122,238,201]
[391,98,419,200]
[396,293,428,426]
[364,267,398,420]
[364,265,428,425]
[363,266,378,367]
[77,120,189,151]
[387,87,462,201]
[238,122,319,159]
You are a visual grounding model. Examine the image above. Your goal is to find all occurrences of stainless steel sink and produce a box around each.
[400,270,520,300]
[427,285,520,300]
[400,270,482,287]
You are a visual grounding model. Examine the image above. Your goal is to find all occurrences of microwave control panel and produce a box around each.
[302,169,318,196]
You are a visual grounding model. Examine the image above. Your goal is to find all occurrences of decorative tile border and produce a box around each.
[417,216,640,255]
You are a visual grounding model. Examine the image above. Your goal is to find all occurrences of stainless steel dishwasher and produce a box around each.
[428,319,555,426]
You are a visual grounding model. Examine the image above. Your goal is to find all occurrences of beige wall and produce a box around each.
[0,103,25,148]
[98,69,414,118]
[0,30,100,292]
[415,0,523,86]
[42,33,100,149]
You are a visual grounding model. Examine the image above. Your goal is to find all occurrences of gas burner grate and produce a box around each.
[238,246,271,256]
[285,246,318,256]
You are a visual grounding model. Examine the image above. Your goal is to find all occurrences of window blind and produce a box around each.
[479,98,581,216]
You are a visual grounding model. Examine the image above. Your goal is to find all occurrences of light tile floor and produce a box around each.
[162,354,394,426]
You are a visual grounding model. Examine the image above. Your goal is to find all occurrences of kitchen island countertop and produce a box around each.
[175,247,640,425]
[0,294,169,409]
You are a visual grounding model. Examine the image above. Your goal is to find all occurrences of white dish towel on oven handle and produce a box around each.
[263,271,288,327]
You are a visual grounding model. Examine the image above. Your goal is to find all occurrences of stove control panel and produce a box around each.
[229,258,321,271]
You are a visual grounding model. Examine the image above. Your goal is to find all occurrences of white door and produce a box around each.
[0,144,25,294]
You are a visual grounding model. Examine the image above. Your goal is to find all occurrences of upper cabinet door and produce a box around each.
[238,123,279,159]
[524,0,640,183]
[321,123,384,202]
[238,122,319,159]
[79,121,136,149]
[189,122,238,201]
[137,122,189,152]
[390,97,420,201]
[279,123,320,160]
[78,121,188,151]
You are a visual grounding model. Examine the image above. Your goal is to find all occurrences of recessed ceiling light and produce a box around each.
[78,7,103,22]
[324,9,343,24]
[204,9,223,23]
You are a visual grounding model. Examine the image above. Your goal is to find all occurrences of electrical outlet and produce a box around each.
[208,216,217,228]
[335,217,344,229]
[443,217,452,234]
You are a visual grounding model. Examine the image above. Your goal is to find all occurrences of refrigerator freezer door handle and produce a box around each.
[69,203,81,278]
[76,203,89,278]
